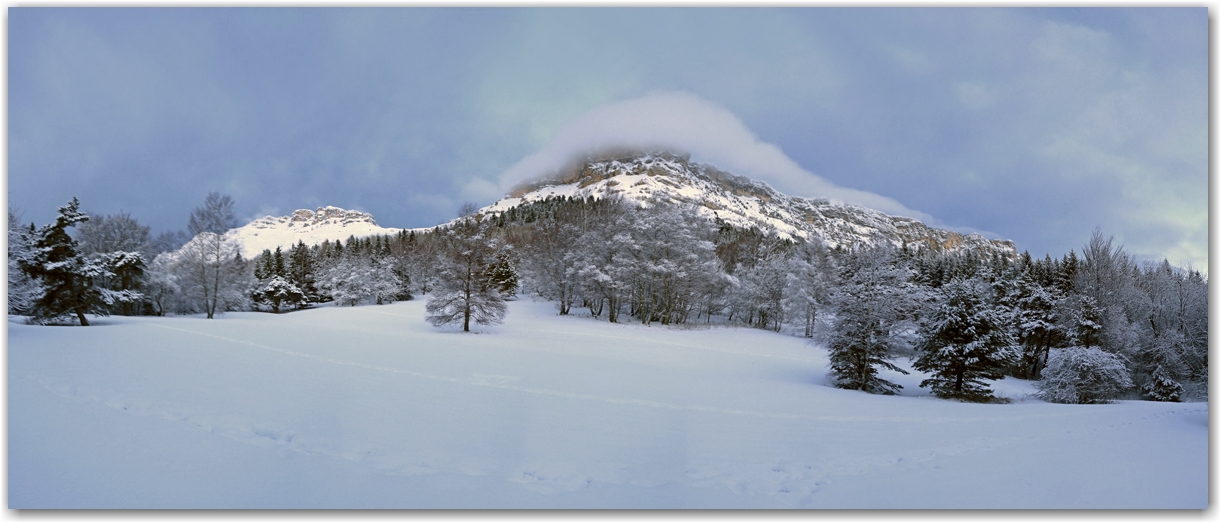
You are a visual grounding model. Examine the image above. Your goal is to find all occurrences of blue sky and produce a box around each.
[8,8,1208,270]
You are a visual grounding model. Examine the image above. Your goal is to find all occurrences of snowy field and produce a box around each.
[8,299,1207,509]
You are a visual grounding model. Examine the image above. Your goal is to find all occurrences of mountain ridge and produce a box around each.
[200,152,1016,260]
[482,151,1017,257]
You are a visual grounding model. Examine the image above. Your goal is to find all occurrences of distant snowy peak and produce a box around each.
[229,206,406,258]
[484,151,1017,256]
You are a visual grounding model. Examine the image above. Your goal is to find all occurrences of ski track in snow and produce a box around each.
[147,322,1073,425]
[363,306,821,363]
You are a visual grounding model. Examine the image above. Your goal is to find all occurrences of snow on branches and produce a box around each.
[1036,347,1133,404]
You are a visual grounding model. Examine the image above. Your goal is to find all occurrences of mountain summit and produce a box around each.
[481,151,1016,256]
[229,206,405,258]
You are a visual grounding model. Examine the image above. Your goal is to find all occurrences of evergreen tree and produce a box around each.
[19,198,114,325]
[913,278,1019,402]
[1011,273,1065,379]
[8,211,43,315]
[288,240,321,305]
[825,245,916,395]
[101,250,146,316]
[253,275,307,313]
[1142,364,1183,402]
[484,250,519,298]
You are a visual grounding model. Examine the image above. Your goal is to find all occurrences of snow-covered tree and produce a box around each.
[1142,363,1183,402]
[75,211,152,258]
[1036,347,1133,404]
[287,240,323,304]
[484,250,519,298]
[173,232,250,318]
[253,275,308,313]
[99,250,146,316]
[825,245,917,395]
[618,204,724,326]
[8,211,43,315]
[732,248,790,331]
[317,256,402,307]
[318,258,364,307]
[18,198,115,325]
[176,192,246,319]
[914,277,1019,402]
[518,205,582,315]
[144,252,179,316]
[426,217,507,331]
[1011,273,1065,379]
[1059,294,1102,350]
[564,195,633,322]
[784,239,836,338]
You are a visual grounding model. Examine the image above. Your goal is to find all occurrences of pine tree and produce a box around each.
[253,275,307,313]
[825,245,915,395]
[1142,364,1183,402]
[19,198,114,325]
[484,250,519,298]
[288,240,321,305]
[1011,273,1065,379]
[8,212,43,315]
[101,250,146,316]
[913,278,1019,402]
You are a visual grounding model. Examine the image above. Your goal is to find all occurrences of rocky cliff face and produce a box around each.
[484,151,1016,257]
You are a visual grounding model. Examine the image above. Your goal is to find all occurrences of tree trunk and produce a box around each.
[463,267,473,332]
[75,307,89,326]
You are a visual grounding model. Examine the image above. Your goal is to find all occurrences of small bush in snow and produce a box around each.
[1141,365,1183,402]
[1036,347,1133,404]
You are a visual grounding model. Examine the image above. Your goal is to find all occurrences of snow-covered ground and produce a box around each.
[8,299,1207,508]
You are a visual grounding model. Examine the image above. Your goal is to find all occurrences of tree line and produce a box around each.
[10,193,1207,404]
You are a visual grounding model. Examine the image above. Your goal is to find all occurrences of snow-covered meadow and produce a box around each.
[8,299,1207,508]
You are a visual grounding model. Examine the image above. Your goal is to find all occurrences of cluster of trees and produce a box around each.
[10,193,1207,404]
[490,195,1208,403]
[823,231,1206,404]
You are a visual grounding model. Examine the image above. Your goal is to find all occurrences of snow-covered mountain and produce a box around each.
[481,151,1017,256]
[228,206,406,258]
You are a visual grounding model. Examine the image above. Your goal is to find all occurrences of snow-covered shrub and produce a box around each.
[1036,347,1133,404]
[1141,365,1183,402]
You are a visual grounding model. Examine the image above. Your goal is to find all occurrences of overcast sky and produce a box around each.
[8,8,1208,270]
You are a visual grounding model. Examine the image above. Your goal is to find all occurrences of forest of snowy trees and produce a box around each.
[9,193,1209,404]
